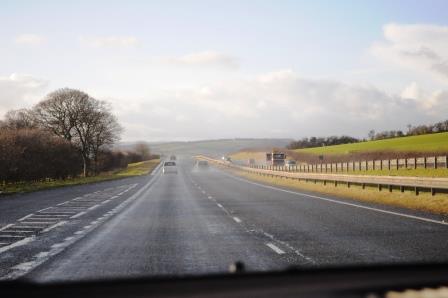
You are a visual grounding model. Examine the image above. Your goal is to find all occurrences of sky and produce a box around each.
[1,0,448,141]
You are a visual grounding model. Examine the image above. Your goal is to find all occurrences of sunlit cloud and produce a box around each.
[371,23,448,83]
[14,34,46,45]
[158,51,239,69]
[0,73,49,116]
[79,36,139,48]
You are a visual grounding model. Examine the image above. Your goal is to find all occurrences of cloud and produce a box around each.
[371,23,448,82]
[116,70,446,141]
[159,51,239,69]
[79,36,139,48]
[14,34,46,45]
[0,74,49,117]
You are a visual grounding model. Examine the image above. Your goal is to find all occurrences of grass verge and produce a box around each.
[224,167,448,215]
[296,132,448,155]
[0,159,160,196]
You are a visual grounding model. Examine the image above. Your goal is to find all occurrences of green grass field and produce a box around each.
[296,132,448,155]
[0,159,160,196]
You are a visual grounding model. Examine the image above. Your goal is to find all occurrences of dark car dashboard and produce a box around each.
[1,263,447,298]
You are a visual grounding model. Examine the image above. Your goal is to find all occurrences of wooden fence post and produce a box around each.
[434,156,437,169]
[423,157,427,169]
[388,159,391,170]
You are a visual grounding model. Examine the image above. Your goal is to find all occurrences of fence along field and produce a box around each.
[254,155,448,173]
[199,155,448,197]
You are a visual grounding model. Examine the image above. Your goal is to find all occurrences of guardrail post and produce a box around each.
[400,186,404,192]
[415,187,419,196]
[404,158,408,169]
[446,156,448,169]
[378,184,382,191]
[373,160,376,170]
[423,157,427,169]
[388,185,392,192]
[362,183,365,189]
[323,180,327,185]
[434,156,437,169]
[414,157,417,169]
[431,188,436,196]
[365,160,368,171]
[396,159,399,170]
[347,182,350,188]
[334,181,337,186]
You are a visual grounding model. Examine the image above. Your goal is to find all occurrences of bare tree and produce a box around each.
[133,142,151,161]
[34,88,122,176]
[3,109,37,129]
[368,130,375,141]
[89,103,123,174]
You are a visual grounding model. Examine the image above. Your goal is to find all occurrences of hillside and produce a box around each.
[295,132,448,155]
[117,138,292,157]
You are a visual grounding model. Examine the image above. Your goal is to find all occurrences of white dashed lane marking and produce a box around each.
[266,243,286,255]
[233,217,242,223]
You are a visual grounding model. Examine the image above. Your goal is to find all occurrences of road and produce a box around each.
[0,157,447,282]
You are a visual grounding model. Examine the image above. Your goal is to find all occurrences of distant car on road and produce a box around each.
[285,160,296,167]
[170,155,176,160]
[196,160,209,169]
[163,161,178,174]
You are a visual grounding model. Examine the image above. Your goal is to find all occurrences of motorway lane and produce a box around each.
[193,167,448,265]
[2,157,448,281]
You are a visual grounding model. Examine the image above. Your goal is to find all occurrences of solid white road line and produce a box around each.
[217,203,223,208]
[17,214,34,221]
[266,243,286,255]
[42,221,67,233]
[222,172,448,226]
[70,211,87,219]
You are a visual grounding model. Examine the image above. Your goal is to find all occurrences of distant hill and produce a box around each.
[116,138,292,157]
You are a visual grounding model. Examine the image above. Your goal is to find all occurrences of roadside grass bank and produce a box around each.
[341,168,448,178]
[223,167,448,215]
[0,159,160,196]
[296,132,448,156]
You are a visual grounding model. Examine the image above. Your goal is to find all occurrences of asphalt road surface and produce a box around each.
[0,157,447,282]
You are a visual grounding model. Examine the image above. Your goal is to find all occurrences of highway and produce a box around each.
[0,157,448,282]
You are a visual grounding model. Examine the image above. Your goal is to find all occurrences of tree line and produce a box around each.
[286,136,359,150]
[0,88,154,184]
[368,119,448,141]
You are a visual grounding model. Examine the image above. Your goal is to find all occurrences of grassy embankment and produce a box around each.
[226,168,448,215]
[0,159,160,195]
[297,132,448,155]
[230,133,448,177]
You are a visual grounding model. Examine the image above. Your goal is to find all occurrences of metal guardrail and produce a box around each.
[197,156,448,196]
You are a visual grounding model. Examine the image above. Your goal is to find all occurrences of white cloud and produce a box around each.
[79,36,139,48]
[116,70,446,141]
[0,74,49,117]
[371,23,448,83]
[401,82,420,100]
[160,51,239,69]
[14,34,46,45]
